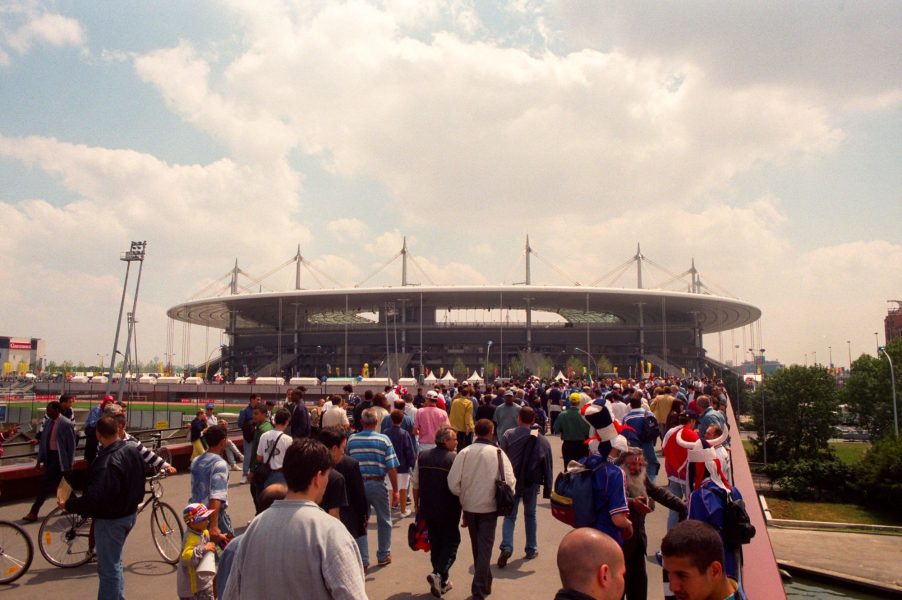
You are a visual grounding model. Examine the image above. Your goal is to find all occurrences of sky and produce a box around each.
[0,0,900,370]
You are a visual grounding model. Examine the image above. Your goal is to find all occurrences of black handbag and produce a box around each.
[253,432,284,483]
[495,448,515,516]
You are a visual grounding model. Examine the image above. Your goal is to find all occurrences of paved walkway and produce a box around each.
[0,435,671,599]
[769,526,902,594]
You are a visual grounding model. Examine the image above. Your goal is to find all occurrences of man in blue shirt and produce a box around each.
[346,408,400,569]
[236,394,261,483]
[190,424,233,542]
[622,396,661,480]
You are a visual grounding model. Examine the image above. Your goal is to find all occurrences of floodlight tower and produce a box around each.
[106,241,146,396]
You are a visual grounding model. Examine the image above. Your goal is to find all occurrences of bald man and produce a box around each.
[555,528,626,600]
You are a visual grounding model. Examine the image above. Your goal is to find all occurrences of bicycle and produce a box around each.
[146,431,173,466]
[38,471,184,568]
[0,520,33,584]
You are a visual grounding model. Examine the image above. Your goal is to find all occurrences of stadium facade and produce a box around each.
[167,244,760,380]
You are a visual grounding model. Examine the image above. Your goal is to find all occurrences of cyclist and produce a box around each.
[104,403,177,475]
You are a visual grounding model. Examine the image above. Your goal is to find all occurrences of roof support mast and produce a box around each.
[636,243,646,373]
[525,236,533,352]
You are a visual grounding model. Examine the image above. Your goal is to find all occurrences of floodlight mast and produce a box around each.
[878,346,898,438]
[106,241,146,400]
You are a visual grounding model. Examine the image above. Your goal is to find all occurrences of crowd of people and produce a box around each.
[23,373,747,600]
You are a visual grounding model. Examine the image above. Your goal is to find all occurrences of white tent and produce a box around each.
[554,370,568,382]
[466,370,484,383]
[423,371,438,383]
[440,371,457,383]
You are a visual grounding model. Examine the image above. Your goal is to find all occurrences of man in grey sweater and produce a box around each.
[222,438,367,600]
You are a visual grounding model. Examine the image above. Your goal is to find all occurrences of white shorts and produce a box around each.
[397,473,410,491]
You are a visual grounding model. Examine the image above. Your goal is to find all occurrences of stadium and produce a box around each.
[166,241,761,381]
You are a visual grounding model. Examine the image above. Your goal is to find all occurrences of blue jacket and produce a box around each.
[37,415,76,471]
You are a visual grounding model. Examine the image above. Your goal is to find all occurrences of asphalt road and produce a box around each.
[0,434,672,599]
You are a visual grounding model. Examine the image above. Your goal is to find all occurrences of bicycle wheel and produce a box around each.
[150,502,183,564]
[0,521,33,584]
[155,446,172,466]
[38,508,92,568]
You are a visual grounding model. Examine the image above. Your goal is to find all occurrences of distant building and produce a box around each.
[0,337,46,376]
[886,301,902,344]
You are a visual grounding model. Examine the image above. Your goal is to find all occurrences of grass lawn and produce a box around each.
[829,441,870,465]
[765,496,902,527]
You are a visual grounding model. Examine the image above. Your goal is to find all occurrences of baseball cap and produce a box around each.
[426,390,439,400]
[205,402,215,410]
[504,390,515,397]
[183,503,214,525]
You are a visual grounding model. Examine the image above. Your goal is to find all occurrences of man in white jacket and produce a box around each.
[448,419,516,600]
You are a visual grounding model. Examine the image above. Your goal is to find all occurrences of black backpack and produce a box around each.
[721,490,756,546]
[639,413,661,444]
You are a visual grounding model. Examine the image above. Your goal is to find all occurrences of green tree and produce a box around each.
[842,339,902,437]
[596,355,614,376]
[452,357,467,380]
[722,370,752,417]
[748,365,839,462]
[508,356,524,377]
[565,356,585,378]
[535,355,555,379]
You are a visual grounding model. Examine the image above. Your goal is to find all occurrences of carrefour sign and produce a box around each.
[9,339,31,350]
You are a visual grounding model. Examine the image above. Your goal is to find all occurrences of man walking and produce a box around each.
[553,393,590,468]
[190,424,234,542]
[448,419,516,599]
[63,416,145,600]
[493,390,521,440]
[497,406,552,567]
[345,408,400,570]
[24,400,76,522]
[222,438,367,600]
[414,391,450,452]
[449,385,475,451]
[247,404,273,510]
[412,426,460,597]
[237,394,261,483]
[318,427,369,551]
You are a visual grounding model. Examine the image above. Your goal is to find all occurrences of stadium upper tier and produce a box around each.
[167,285,760,332]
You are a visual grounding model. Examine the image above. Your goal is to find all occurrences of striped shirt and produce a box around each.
[345,430,400,478]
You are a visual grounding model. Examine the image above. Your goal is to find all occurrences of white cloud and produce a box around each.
[326,217,369,240]
[129,2,843,228]
[1,6,84,59]
[0,134,309,363]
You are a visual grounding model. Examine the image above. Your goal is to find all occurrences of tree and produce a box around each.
[565,356,585,379]
[508,356,524,377]
[535,355,555,379]
[596,355,614,376]
[842,339,902,437]
[452,357,467,380]
[748,365,839,463]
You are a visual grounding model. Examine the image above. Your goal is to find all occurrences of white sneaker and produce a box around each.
[239,476,248,484]
[427,573,442,598]
[440,581,453,595]
[230,464,241,471]
[400,509,412,518]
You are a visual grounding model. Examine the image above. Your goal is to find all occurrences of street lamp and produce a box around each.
[574,347,597,380]
[874,332,880,355]
[759,348,767,465]
[485,340,493,379]
[878,346,899,438]
[829,345,833,369]
[847,340,852,371]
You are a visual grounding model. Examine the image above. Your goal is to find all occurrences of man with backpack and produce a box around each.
[621,394,661,480]
[237,394,261,484]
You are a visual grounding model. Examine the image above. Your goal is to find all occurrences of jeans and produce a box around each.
[30,451,65,516]
[667,479,687,530]
[641,442,660,480]
[425,516,460,584]
[355,534,369,568]
[95,513,136,600]
[241,441,254,476]
[500,484,538,555]
[223,441,241,467]
[363,479,392,562]
[465,512,498,599]
[218,507,234,538]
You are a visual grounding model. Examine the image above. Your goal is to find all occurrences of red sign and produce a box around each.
[9,341,31,350]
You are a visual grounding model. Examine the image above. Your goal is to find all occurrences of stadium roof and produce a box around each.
[167,285,760,333]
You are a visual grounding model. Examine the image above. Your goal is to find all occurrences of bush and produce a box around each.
[858,435,902,509]
[761,457,856,502]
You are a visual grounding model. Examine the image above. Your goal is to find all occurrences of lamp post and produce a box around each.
[812,351,817,366]
[759,347,768,465]
[878,346,899,438]
[874,332,879,355]
[574,347,597,380]
[485,340,493,380]
[847,340,852,371]
[829,345,833,369]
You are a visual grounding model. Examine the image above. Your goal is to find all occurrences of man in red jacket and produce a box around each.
[662,410,699,529]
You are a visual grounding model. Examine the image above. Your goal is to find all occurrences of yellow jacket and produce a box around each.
[449,396,475,433]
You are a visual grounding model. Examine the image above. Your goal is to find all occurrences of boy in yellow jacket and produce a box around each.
[178,503,217,600]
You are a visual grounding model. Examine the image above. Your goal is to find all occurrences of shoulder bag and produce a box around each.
[495,448,515,516]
